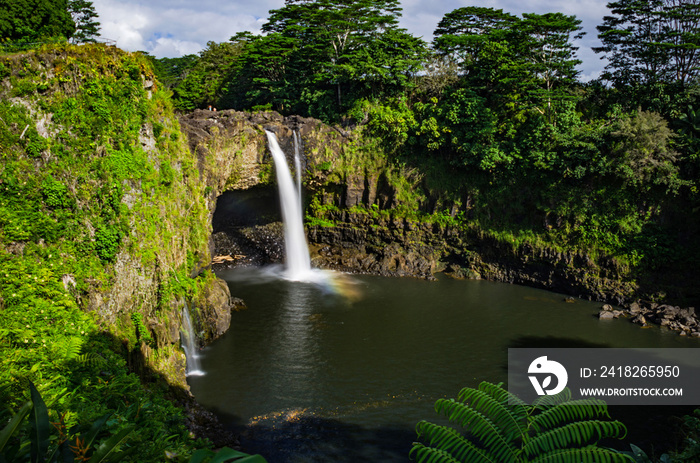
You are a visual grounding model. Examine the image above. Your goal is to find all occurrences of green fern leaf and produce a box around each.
[56,336,84,361]
[456,386,527,443]
[412,383,630,463]
[530,445,634,463]
[75,353,103,367]
[434,399,519,462]
[415,421,498,463]
[477,382,528,416]
[529,399,611,432]
[523,420,628,457]
[532,389,572,409]
[409,442,465,463]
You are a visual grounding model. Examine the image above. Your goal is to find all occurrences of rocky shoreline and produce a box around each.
[600,301,700,337]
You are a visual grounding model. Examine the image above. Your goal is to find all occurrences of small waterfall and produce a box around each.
[293,130,303,201]
[265,130,312,280]
[181,303,204,376]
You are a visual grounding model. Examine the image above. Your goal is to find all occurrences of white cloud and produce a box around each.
[92,0,279,57]
[148,37,203,57]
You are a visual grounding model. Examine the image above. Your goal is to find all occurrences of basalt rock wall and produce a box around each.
[185,110,641,306]
[307,210,636,304]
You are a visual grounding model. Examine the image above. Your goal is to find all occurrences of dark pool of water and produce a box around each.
[188,270,698,462]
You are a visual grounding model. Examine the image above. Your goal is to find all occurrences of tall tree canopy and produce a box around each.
[595,0,700,85]
[519,12,584,119]
[433,7,583,123]
[0,0,75,42]
[252,0,425,117]
[68,0,100,43]
[171,40,248,111]
[433,6,519,67]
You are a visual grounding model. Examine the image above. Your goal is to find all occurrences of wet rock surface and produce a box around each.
[305,210,635,303]
[598,300,699,335]
[211,224,285,270]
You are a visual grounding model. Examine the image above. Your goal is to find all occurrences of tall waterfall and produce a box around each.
[265,130,312,280]
[182,303,204,376]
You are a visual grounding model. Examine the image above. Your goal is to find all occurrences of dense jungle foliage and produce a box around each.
[0,0,100,45]
[3,0,700,462]
[0,43,254,461]
[159,0,700,303]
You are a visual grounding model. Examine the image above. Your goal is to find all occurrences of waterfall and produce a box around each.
[293,131,303,217]
[265,130,312,281]
[181,303,204,376]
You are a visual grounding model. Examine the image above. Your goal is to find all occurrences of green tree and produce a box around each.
[433,6,519,70]
[432,7,532,123]
[258,0,422,117]
[608,109,681,191]
[148,54,198,89]
[172,40,248,111]
[0,0,75,42]
[432,7,584,125]
[518,12,584,123]
[264,0,401,107]
[68,0,100,43]
[350,28,427,99]
[219,32,301,112]
[414,87,504,170]
[595,0,700,86]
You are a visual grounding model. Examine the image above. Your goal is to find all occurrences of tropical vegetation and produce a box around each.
[411,382,632,462]
[2,0,700,461]
[155,0,700,301]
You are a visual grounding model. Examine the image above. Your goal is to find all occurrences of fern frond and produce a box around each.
[530,445,635,463]
[523,420,628,457]
[532,389,572,409]
[56,336,84,361]
[415,421,498,463]
[434,399,519,462]
[529,399,611,432]
[456,386,527,442]
[409,442,465,463]
[475,382,529,421]
[75,353,103,367]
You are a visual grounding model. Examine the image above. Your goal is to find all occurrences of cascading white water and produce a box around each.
[293,131,303,217]
[265,130,312,280]
[265,130,311,281]
[182,303,204,376]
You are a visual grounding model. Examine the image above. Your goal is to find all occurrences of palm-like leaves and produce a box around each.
[411,382,633,463]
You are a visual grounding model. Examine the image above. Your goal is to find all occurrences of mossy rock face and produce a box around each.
[193,278,232,346]
[305,207,639,304]
[0,44,234,407]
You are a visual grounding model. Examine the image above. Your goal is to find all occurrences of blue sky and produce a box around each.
[92,0,611,81]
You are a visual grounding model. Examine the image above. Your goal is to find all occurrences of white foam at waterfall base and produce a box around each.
[265,130,314,282]
[182,303,205,376]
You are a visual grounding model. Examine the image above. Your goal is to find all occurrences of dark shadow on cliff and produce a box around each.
[65,330,243,450]
[213,188,280,230]
[211,186,288,267]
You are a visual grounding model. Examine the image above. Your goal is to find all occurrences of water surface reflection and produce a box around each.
[189,272,698,461]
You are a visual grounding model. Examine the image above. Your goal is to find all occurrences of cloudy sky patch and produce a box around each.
[92,0,611,78]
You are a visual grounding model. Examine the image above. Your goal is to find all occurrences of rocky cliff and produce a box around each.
[178,110,639,305]
[0,44,233,395]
